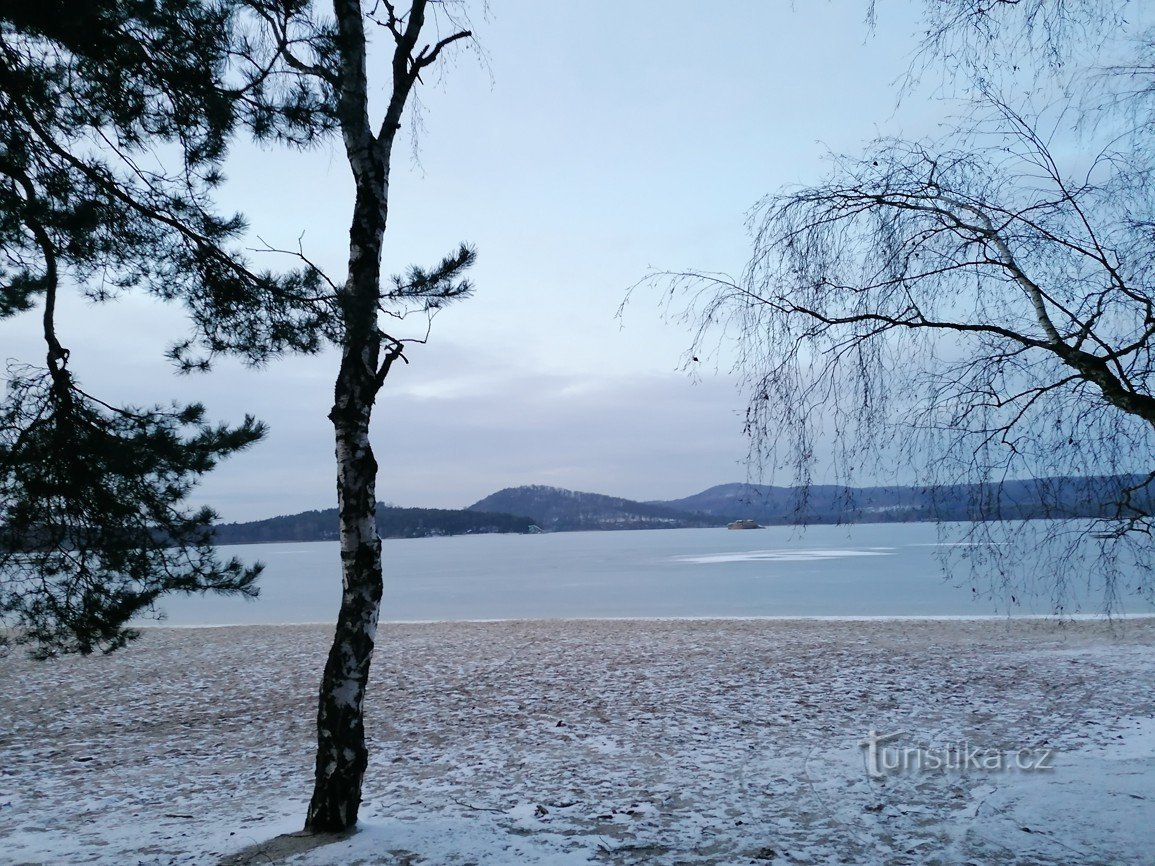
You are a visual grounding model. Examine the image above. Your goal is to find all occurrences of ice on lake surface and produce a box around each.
[156,522,1155,626]
[672,547,895,563]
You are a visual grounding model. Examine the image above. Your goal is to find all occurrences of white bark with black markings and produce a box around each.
[305,0,470,832]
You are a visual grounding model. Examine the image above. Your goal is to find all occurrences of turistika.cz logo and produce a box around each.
[859,729,1056,777]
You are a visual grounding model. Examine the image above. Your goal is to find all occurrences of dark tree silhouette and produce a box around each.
[4,0,477,834]
[0,0,331,657]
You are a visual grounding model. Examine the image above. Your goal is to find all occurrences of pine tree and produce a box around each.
[0,0,331,656]
[4,1,478,829]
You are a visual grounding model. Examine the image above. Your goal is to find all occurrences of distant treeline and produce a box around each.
[658,476,1155,526]
[212,505,536,544]
[6,476,1150,552]
[467,476,1155,532]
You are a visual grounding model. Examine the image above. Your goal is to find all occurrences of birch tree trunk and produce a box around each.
[304,0,388,831]
[305,182,386,830]
[305,0,468,832]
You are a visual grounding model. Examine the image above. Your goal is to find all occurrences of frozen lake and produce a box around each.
[154,523,1155,625]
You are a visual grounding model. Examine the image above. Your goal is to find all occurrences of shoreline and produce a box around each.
[138,611,1155,630]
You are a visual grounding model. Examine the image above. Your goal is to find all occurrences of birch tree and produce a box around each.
[658,1,1155,610]
[244,0,475,830]
[311,2,472,830]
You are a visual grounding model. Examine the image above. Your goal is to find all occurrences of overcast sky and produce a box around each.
[1,1,950,521]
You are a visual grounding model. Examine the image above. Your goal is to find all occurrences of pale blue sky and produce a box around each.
[2,1,952,520]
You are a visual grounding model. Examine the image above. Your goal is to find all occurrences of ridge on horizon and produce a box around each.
[210,474,1154,544]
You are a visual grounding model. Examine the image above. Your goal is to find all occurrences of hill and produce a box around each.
[205,475,1154,544]
[654,476,1154,525]
[212,505,536,545]
[467,485,720,532]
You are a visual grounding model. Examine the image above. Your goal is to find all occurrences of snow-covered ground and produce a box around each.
[2,618,1153,865]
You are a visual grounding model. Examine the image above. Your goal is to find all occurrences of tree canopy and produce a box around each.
[5,0,479,832]
[0,0,331,656]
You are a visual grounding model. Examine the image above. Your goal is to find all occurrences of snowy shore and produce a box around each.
[2,618,1153,865]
